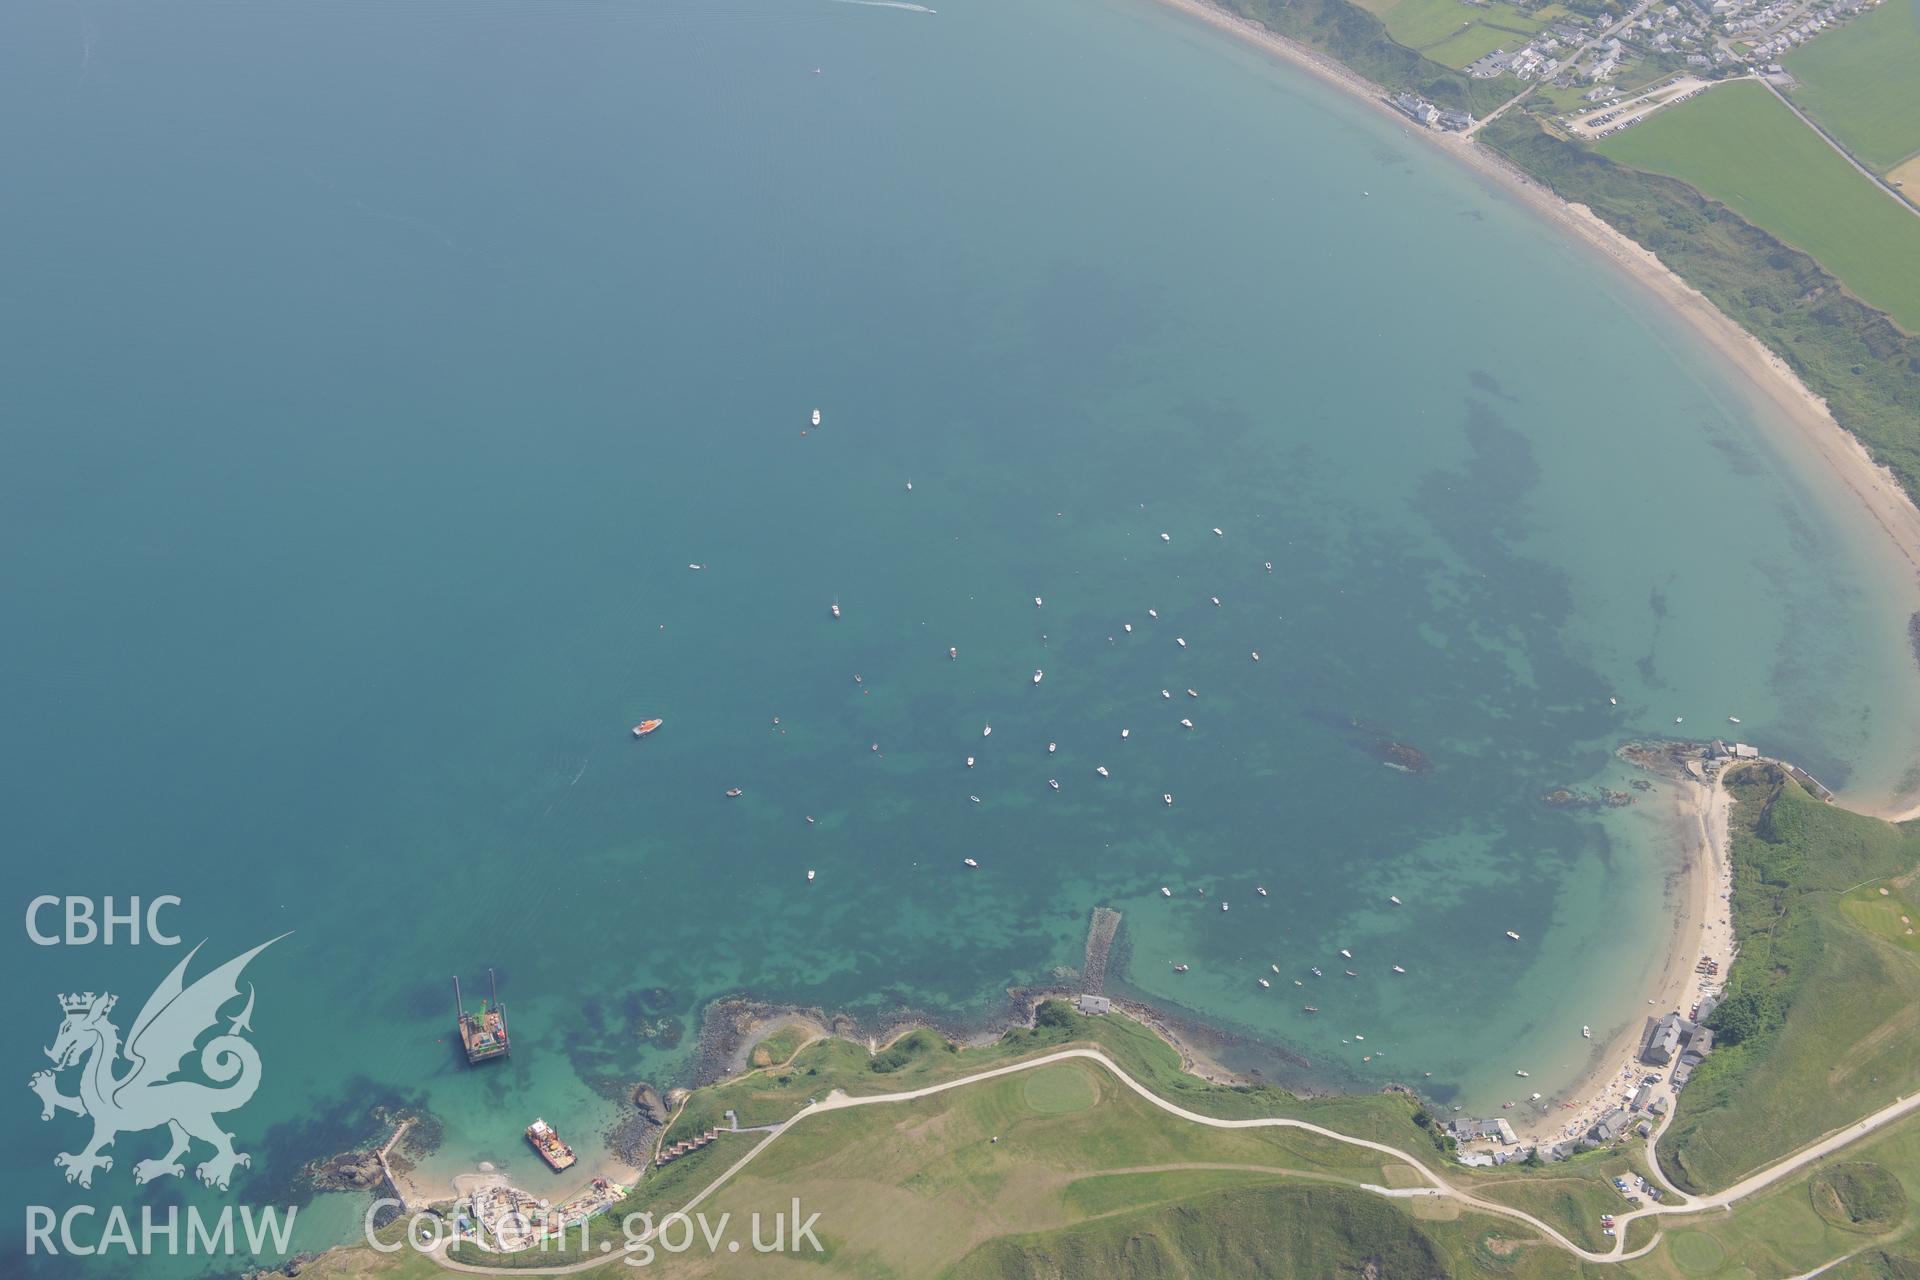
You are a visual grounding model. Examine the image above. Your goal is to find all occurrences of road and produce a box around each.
[1756,77,1920,216]
[423,1047,1920,1275]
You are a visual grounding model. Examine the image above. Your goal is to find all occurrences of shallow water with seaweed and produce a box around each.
[4,0,1919,1270]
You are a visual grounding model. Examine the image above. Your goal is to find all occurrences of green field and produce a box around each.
[1838,875,1920,951]
[1657,764,1920,1194]
[1355,0,1563,68]
[1784,0,1920,174]
[1597,80,1920,331]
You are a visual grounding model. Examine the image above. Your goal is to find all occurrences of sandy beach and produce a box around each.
[1513,770,1734,1145]
[1147,0,1920,595]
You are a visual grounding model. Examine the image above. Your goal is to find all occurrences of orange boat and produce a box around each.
[631,719,663,738]
[526,1118,577,1172]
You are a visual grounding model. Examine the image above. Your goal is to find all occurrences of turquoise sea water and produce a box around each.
[5,0,1920,1271]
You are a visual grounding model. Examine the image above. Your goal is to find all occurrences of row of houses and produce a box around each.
[655,1128,721,1167]
[1387,93,1474,132]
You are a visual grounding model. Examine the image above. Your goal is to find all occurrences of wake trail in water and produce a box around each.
[539,758,591,819]
[827,0,938,12]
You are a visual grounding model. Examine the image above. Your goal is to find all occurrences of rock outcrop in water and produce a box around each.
[632,1082,667,1123]
[1541,787,1634,809]
[1305,710,1434,774]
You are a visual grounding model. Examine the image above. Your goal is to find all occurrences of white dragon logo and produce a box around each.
[29,935,285,1192]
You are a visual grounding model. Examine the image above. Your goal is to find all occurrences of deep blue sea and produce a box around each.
[5,0,1918,1272]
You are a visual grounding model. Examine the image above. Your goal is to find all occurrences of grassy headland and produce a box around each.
[1656,763,1920,1194]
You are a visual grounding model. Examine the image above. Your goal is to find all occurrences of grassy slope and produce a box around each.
[1369,0,1560,69]
[1215,0,1525,114]
[1783,0,1920,174]
[1480,110,1920,504]
[1597,80,1920,332]
[660,1011,1431,1157]
[1657,765,1920,1194]
[1601,1106,1920,1278]
[947,1182,1594,1280]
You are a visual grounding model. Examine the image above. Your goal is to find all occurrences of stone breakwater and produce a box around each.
[1084,907,1123,993]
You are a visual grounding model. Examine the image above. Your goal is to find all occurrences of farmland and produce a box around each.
[1597,80,1920,330]
[1782,0,1920,174]
[1353,0,1565,68]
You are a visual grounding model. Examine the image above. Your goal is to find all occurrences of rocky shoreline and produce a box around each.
[301,1104,442,1198]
